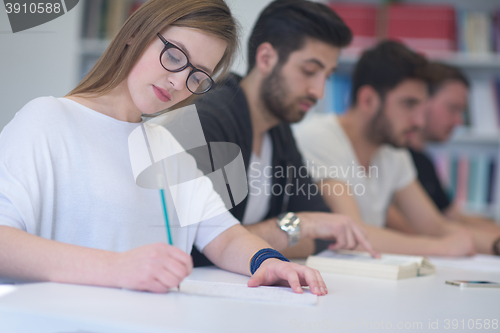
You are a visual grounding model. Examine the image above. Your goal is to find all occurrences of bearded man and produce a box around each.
[294,40,476,257]
[191,0,376,267]
[385,62,500,256]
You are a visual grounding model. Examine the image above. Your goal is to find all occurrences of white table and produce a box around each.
[1,261,499,333]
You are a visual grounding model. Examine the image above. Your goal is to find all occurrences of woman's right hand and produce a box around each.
[108,243,193,293]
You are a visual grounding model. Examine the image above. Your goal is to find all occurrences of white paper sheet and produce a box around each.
[0,285,17,298]
[179,280,317,306]
[428,254,500,273]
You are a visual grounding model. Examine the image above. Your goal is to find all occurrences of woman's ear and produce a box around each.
[357,85,381,117]
[255,42,279,75]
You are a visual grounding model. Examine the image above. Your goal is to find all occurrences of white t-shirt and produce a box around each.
[242,132,272,225]
[293,114,416,228]
[0,97,237,253]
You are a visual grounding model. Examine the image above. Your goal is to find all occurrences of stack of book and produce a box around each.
[385,4,456,56]
[328,2,500,56]
[306,250,435,280]
[328,3,378,55]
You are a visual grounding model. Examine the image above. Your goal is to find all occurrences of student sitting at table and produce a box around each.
[191,0,377,268]
[386,62,500,255]
[0,0,327,295]
[294,41,479,257]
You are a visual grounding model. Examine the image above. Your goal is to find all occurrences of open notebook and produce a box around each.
[306,250,436,280]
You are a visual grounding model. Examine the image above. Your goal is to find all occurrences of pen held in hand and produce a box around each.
[159,188,180,291]
[159,189,173,245]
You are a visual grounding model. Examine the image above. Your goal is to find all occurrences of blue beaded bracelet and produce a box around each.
[250,248,290,275]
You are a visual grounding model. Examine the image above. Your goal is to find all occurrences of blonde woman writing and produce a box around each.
[0,0,327,295]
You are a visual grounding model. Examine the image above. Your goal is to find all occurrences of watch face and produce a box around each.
[277,213,300,247]
[278,212,291,221]
[279,213,295,229]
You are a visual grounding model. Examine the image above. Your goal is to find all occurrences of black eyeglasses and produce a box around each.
[157,33,214,95]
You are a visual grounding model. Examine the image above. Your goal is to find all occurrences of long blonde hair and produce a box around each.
[68,0,238,107]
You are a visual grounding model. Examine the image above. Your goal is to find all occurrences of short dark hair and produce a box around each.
[351,40,430,106]
[427,62,470,96]
[247,0,352,73]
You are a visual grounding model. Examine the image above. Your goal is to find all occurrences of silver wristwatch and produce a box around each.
[276,212,301,247]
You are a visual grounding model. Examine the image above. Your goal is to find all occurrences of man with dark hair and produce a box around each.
[295,40,476,256]
[191,0,376,267]
[386,62,500,255]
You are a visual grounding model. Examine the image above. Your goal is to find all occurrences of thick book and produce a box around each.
[328,3,378,54]
[386,4,456,54]
[306,250,435,280]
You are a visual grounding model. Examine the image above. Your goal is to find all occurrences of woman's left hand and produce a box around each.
[247,259,328,295]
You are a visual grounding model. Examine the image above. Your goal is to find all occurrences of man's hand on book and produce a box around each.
[297,212,379,258]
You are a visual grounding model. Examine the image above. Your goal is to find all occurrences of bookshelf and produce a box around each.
[426,136,500,220]
[320,0,500,222]
[78,0,146,81]
[338,53,500,70]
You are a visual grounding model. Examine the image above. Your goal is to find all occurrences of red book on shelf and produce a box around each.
[328,3,378,54]
[387,4,456,55]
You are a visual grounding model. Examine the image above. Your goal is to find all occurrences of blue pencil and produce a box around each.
[159,189,173,245]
